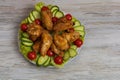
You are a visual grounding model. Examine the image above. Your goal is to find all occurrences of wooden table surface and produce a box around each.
[0,0,120,80]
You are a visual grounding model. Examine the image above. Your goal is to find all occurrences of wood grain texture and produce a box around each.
[0,0,120,80]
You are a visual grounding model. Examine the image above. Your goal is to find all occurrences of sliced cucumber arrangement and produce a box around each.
[43,57,51,67]
[52,9,59,16]
[63,51,70,61]
[19,2,85,68]
[22,32,29,38]
[73,20,81,27]
[30,12,35,21]
[70,45,77,50]
[72,17,77,22]
[51,6,59,13]
[35,2,45,12]
[27,17,32,23]
[50,5,64,18]
[76,30,85,38]
[32,10,40,19]
[55,11,64,18]
[21,38,33,43]
[20,44,32,55]
[37,55,49,66]
[22,41,33,47]
[74,25,85,31]
[69,48,77,58]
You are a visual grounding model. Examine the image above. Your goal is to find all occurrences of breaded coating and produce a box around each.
[62,32,80,42]
[40,30,53,56]
[54,33,69,50]
[27,22,43,41]
[41,9,53,30]
[33,39,41,53]
[53,17,73,31]
[51,43,61,54]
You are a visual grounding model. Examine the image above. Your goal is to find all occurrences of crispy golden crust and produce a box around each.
[51,43,61,54]
[53,17,73,31]
[62,31,80,42]
[27,22,43,41]
[41,9,53,30]
[54,33,69,50]
[33,39,41,53]
[40,30,53,56]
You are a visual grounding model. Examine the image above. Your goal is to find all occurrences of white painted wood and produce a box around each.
[0,0,120,80]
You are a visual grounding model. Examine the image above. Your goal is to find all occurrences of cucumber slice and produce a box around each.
[35,4,41,12]
[70,45,77,50]
[73,20,81,27]
[20,44,32,55]
[72,17,77,22]
[74,25,84,31]
[51,57,65,68]
[21,18,29,24]
[48,5,52,9]
[22,32,29,38]
[35,2,45,12]
[30,12,35,21]
[25,18,28,23]
[27,17,32,23]
[55,11,64,18]
[52,9,59,16]
[63,51,70,61]
[32,10,40,19]
[51,6,59,13]
[22,41,33,47]
[68,48,77,58]
[21,38,32,43]
[43,57,51,67]
[37,55,49,66]
[21,19,26,24]
[75,30,85,38]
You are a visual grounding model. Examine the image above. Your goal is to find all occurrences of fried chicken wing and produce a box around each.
[27,22,43,41]
[53,17,73,31]
[51,43,61,54]
[41,9,53,30]
[40,30,53,56]
[62,31,80,42]
[33,39,41,53]
[54,33,69,50]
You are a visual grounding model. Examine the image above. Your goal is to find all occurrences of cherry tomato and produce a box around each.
[41,6,49,11]
[54,56,63,64]
[68,28,74,32]
[74,38,83,47]
[27,51,37,60]
[52,17,58,23]
[35,19,41,25]
[65,14,72,21]
[21,23,28,32]
[47,50,54,57]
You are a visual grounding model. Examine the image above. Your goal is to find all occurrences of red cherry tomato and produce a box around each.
[21,23,28,32]
[68,28,74,32]
[27,51,37,60]
[52,17,58,23]
[65,14,72,21]
[35,19,41,25]
[74,39,83,47]
[54,56,63,64]
[41,6,49,11]
[47,50,54,57]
